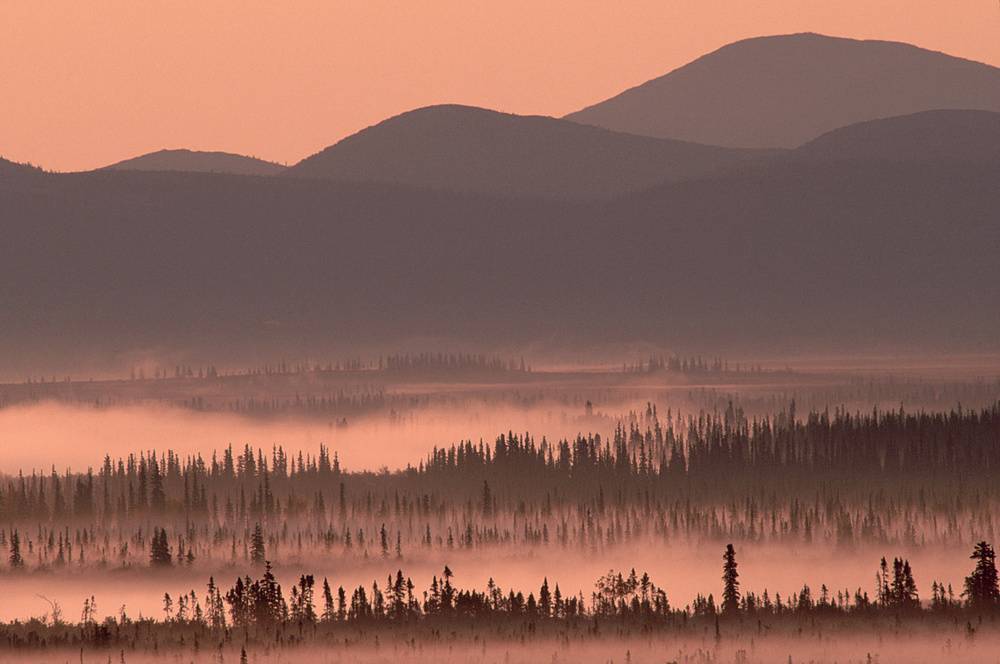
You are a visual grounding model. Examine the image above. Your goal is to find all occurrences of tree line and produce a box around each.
[3,542,997,655]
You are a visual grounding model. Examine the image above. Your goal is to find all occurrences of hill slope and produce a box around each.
[565,33,1000,148]
[284,105,771,198]
[793,109,1000,163]
[1,139,997,371]
[0,157,44,176]
[105,149,285,176]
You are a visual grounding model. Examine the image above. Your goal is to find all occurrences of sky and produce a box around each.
[3,0,999,172]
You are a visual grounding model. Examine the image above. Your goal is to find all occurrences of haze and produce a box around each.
[3,4,1000,661]
[3,0,999,171]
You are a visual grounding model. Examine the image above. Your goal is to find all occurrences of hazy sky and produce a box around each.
[3,0,999,171]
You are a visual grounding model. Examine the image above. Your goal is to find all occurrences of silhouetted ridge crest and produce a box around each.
[0,156,45,175]
[565,33,1000,148]
[105,148,286,176]
[794,109,1000,163]
[284,104,770,198]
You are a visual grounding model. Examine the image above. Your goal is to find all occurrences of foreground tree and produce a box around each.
[964,541,1000,610]
[722,544,740,614]
[887,558,919,609]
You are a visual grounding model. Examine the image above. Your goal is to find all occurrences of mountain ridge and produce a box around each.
[1,137,997,370]
[792,109,1000,163]
[565,33,1000,148]
[283,104,775,198]
[105,148,286,176]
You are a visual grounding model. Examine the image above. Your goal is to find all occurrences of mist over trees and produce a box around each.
[2,26,1000,664]
[0,402,997,580]
[1,542,997,661]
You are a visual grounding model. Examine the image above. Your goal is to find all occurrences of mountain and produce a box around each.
[105,149,285,176]
[565,33,1000,148]
[1,137,997,373]
[793,110,1000,164]
[284,105,772,198]
[0,157,44,176]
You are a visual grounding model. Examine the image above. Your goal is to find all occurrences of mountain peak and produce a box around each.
[565,34,1000,148]
[282,104,768,198]
[104,148,285,176]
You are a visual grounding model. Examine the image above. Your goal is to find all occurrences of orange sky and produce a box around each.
[3,0,999,172]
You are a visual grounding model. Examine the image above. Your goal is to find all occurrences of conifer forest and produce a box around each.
[0,355,998,662]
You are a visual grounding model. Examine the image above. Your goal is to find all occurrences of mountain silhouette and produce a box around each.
[792,109,1000,164]
[105,149,285,176]
[284,105,772,198]
[0,157,44,175]
[2,107,998,372]
[565,33,1000,148]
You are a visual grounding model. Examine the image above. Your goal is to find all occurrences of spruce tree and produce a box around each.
[539,578,551,617]
[150,528,172,566]
[322,578,335,621]
[297,574,316,623]
[721,544,740,614]
[9,530,23,569]
[250,523,266,565]
[901,560,919,609]
[964,541,1000,609]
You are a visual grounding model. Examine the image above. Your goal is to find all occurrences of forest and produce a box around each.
[2,403,999,550]
[0,392,995,662]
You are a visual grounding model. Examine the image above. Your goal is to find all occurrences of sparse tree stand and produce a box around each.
[150,528,172,567]
[722,544,740,614]
[965,541,1000,609]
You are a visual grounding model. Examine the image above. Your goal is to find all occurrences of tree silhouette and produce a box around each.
[901,560,919,609]
[964,541,1000,609]
[722,544,740,614]
[877,557,890,606]
[250,523,266,565]
[250,561,286,625]
[150,528,172,566]
[8,530,23,569]
[291,574,316,623]
[886,558,919,609]
[322,578,335,621]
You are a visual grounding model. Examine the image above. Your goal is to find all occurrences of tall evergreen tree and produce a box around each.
[539,578,552,617]
[901,560,919,609]
[250,523,266,565]
[721,544,740,614]
[964,541,1000,609]
[322,577,335,621]
[149,457,166,511]
[150,528,172,566]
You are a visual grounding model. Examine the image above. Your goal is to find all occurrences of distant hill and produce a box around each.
[793,110,1000,164]
[105,149,285,176]
[1,145,997,372]
[0,157,44,175]
[565,33,1000,148]
[284,105,772,198]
